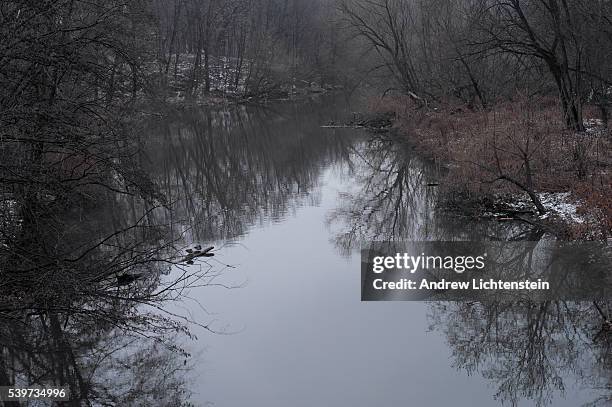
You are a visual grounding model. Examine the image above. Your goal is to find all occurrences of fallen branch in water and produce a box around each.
[181,246,215,265]
[320,125,365,129]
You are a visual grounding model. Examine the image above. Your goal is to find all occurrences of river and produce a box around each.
[142,93,609,407]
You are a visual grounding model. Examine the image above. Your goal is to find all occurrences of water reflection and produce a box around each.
[0,312,192,406]
[0,188,200,406]
[326,135,437,253]
[322,125,611,405]
[429,300,611,406]
[145,97,359,242]
[0,98,224,405]
[326,132,545,253]
[2,93,607,406]
[145,95,610,406]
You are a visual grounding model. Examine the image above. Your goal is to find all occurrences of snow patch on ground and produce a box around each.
[583,118,608,136]
[537,192,585,224]
[486,191,586,225]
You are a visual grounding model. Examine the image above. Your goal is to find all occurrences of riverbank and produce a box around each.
[370,96,611,240]
[147,54,346,107]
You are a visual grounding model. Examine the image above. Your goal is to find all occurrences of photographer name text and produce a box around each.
[373,278,550,291]
[370,253,550,291]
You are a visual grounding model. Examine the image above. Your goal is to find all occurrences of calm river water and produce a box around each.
[145,93,609,407]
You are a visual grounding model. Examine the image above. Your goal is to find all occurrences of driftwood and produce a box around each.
[320,125,364,129]
[321,112,394,131]
[182,246,214,264]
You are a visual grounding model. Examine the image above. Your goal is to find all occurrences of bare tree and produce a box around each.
[473,0,589,130]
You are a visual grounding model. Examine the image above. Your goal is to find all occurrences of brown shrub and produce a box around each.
[372,94,612,237]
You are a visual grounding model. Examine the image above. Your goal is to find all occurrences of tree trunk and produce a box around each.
[548,62,584,131]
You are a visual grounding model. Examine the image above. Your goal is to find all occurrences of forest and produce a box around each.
[0,0,610,406]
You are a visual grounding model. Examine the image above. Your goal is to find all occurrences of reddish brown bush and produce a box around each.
[371,95,611,238]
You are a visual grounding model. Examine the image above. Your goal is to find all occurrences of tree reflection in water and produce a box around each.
[2,96,362,405]
[328,133,611,406]
[327,135,437,255]
[0,180,219,405]
[327,133,541,253]
[0,312,193,406]
[146,98,357,243]
[429,300,611,406]
[3,93,607,405]
[0,196,208,406]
